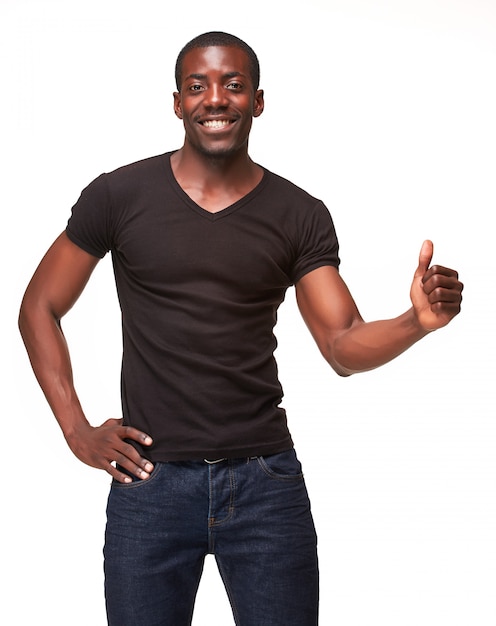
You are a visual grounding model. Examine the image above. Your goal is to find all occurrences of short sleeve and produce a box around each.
[291,201,340,283]
[65,173,112,259]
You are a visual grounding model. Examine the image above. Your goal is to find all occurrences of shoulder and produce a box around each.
[77,153,171,201]
[105,153,170,184]
[94,152,173,206]
[258,167,335,234]
[261,167,322,207]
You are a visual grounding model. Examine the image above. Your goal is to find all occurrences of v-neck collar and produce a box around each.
[163,152,269,221]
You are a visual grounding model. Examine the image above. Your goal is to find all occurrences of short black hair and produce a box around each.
[175,31,260,91]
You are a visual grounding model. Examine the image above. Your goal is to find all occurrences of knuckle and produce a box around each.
[429,273,443,288]
[428,286,444,302]
[114,452,126,465]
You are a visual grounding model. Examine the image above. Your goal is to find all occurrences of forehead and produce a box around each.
[181,46,252,81]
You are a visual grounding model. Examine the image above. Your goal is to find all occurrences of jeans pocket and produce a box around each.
[110,461,163,489]
[256,449,304,481]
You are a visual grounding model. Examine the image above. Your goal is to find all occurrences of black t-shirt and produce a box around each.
[66,152,340,461]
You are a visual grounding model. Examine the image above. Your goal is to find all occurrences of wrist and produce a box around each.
[407,306,434,337]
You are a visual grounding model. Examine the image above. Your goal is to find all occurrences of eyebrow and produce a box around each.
[185,71,246,81]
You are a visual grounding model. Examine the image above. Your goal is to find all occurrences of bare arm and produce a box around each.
[295,240,463,376]
[19,232,154,482]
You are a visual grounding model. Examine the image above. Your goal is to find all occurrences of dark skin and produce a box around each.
[171,46,265,212]
[18,45,463,483]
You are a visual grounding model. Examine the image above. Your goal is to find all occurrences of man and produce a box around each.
[19,31,463,625]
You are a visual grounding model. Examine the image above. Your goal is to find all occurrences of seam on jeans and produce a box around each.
[208,462,236,528]
[208,462,236,529]
[256,455,304,481]
[215,556,241,626]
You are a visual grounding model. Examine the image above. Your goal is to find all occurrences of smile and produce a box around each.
[200,119,233,129]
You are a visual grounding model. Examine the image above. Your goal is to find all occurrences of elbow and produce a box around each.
[18,287,37,336]
[322,329,368,377]
[18,292,59,345]
[18,299,37,346]
[322,342,356,378]
[335,367,354,378]
[328,358,355,378]
[18,297,30,340]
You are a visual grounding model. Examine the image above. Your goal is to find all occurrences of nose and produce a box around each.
[204,83,228,108]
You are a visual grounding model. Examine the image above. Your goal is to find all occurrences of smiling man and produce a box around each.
[19,32,463,625]
[171,42,265,212]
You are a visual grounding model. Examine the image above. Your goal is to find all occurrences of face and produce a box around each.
[173,46,264,159]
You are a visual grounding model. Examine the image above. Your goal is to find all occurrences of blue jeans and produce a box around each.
[104,449,319,625]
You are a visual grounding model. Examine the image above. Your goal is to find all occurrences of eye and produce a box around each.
[227,82,243,91]
[189,84,204,92]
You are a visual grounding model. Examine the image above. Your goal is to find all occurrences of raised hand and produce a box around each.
[410,240,463,331]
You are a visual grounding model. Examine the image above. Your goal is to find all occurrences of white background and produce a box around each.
[2,0,495,624]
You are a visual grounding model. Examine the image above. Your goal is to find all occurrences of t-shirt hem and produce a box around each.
[148,436,294,463]
[65,227,106,259]
[293,259,339,285]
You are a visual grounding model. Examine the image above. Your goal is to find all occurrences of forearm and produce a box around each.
[19,302,156,482]
[329,308,430,376]
[19,303,89,440]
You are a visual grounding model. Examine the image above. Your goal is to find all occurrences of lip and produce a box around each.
[197,117,237,131]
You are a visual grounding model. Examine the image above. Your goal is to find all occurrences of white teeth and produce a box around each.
[202,119,231,128]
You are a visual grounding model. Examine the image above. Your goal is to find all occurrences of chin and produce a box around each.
[196,143,242,160]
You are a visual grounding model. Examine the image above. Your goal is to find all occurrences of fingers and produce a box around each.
[410,241,463,331]
[415,241,463,307]
[422,266,463,307]
[109,439,155,483]
[422,264,462,292]
[108,460,153,484]
[107,427,155,483]
[415,239,434,279]
[109,456,155,484]
[418,264,463,330]
[69,420,155,484]
[122,425,153,447]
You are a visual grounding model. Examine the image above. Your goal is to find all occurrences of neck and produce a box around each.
[169,143,263,214]
[171,142,256,186]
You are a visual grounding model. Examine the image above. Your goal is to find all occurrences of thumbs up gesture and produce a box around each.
[410,240,463,331]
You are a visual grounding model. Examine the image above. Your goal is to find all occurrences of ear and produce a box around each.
[173,91,183,120]
[253,89,264,118]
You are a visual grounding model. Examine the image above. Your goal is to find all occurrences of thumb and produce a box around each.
[415,239,433,279]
